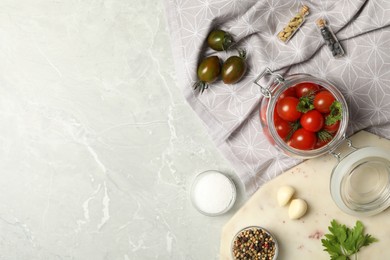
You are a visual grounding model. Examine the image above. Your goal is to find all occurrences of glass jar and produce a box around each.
[255,68,390,216]
[256,68,349,158]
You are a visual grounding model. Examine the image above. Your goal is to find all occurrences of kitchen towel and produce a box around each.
[163,0,390,195]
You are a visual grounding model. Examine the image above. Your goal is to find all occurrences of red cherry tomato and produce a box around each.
[295,82,320,98]
[289,128,317,150]
[274,119,292,140]
[324,120,340,133]
[273,106,281,122]
[278,87,296,100]
[277,97,302,122]
[260,104,281,125]
[300,110,324,132]
[315,137,331,149]
[314,91,336,113]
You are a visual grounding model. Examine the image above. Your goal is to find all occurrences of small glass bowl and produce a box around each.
[190,170,237,216]
[231,226,279,260]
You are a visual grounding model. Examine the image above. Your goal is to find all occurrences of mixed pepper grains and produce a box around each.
[232,227,277,260]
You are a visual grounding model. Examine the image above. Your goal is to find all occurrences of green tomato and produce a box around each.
[197,56,221,83]
[207,29,233,51]
[221,55,247,84]
[193,56,221,93]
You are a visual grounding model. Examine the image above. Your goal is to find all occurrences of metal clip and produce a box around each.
[330,137,357,160]
[331,151,341,160]
[254,67,284,98]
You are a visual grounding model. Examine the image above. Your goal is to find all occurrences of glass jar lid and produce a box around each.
[330,146,390,216]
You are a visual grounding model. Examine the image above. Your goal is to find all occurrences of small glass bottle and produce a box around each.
[317,19,345,58]
[277,5,309,43]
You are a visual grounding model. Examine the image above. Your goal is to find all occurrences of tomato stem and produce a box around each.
[223,33,234,51]
[286,121,300,141]
[193,81,209,93]
[297,95,315,113]
[317,130,332,141]
[237,48,247,59]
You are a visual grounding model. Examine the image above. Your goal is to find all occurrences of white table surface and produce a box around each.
[0,0,246,259]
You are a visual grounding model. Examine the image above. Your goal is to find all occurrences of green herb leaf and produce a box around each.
[329,220,347,244]
[350,221,364,251]
[297,95,314,113]
[363,234,378,247]
[322,220,378,260]
[322,238,343,256]
[326,101,342,125]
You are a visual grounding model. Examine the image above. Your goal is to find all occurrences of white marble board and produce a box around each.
[220,131,390,259]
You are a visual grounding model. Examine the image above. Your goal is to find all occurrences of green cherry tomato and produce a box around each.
[221,53,247,84]
[194,56,221,93]
[197,56,221,83]
[207,29,233,51]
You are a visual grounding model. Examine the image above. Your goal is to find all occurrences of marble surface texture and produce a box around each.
[0,0,244,259]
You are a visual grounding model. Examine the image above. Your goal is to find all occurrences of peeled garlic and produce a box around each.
[288,199,308,219]
[277,185,295,206]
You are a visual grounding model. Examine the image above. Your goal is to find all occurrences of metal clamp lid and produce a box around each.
[329,137,357,161]
[254,67,285,98]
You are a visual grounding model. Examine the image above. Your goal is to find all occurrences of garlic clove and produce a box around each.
[277,185,295,206]
[288,199,308,219]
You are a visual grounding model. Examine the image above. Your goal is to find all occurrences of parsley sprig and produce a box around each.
[325,101,343,125]
[321,220,378,260]
[297,95,315,113]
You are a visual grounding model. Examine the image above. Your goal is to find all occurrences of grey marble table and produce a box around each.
[0,0,246,259]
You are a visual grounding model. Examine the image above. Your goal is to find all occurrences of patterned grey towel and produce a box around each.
[163,0,390,194]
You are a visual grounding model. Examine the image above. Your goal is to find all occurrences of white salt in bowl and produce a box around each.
[190,170,237,216]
